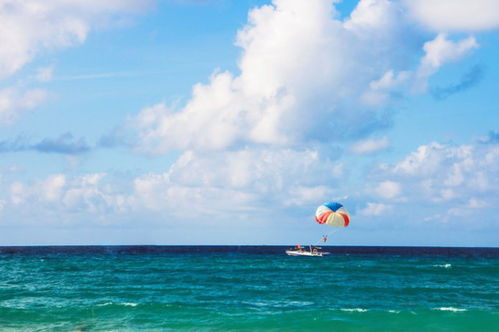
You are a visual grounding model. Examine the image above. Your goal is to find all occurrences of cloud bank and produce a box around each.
[364,139,499,224]
[3,134,497,235]
[1,0,498,244]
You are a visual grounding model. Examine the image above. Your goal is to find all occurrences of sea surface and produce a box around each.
[0,246,498,331]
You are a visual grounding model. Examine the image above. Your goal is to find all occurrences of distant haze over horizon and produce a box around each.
[0,0,498,246]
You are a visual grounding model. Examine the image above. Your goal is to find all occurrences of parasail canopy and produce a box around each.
[315,202,350,227]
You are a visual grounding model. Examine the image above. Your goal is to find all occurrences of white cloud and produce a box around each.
[343,0,401,36]
[10,182,27,205]
[0,88,47,125]
[415,33,478,92]
[0,0,151,79]
[361,70,411,106]
[132,0,432,154]
[374,180,401,199]
[467,198,487,209]
[2,148,345,224]
[131,0,487,154]
[374,140,499,214]
[6,173,129,222]
[42,174,66,202]
[448,199,487,217]
[421,34,478,69]
[359,202,393,216]
[0,1,151,126]
[362,33,478,100]
[351,136,390,154]
[369,70,411,91]
[1,137,497,236]
[1,0,496,241]
[405,0,499,32]
[132,148,344,217]
[287,186,333,207]
[353,137,499,228]
[392,143,468,177]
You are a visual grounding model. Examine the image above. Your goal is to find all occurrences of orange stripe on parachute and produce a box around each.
[317,211,332,224]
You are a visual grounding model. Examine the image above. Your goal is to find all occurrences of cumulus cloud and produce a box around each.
[0,0,152,79]
[374,180,401,199]
[1,0,495,239]
[359,202,393,216]
[110,1,497,233]
[130,0,488,155]
[132,148,344,217]
[2,147,345,224]
[361,70,411,106]
[7,172,129,223]
[2,135,497,233]
[415,33,478,92]
[42,174,66,202]
[362,33,479,101]
[373,138,499,221]
[405,0,499,32]
[0,88,47,125]
[351,136,390,154]
[132,0,433,154]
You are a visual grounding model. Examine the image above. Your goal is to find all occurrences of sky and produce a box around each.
[0,0,498,246]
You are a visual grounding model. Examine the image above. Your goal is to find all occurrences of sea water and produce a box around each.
[0,246,498,331]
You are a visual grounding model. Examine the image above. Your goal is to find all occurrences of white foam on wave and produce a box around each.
[340,308,368,312]
[122,302,138,307]
[388,310,400,314]
[97,302,113,306]
[433,264,452,269]
[243,300,313,308]
[97,302,138,307]
[434,307,467,312]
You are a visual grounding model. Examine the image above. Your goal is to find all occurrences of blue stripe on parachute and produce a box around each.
[323,202,343,212]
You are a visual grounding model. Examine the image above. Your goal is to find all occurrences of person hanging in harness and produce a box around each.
[322,235,328,243]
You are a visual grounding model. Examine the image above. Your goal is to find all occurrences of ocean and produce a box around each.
[0,246,498,331]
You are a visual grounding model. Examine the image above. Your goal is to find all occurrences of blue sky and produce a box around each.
[0,0,498,246]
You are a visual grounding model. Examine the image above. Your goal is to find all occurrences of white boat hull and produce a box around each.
[285,250,328,257]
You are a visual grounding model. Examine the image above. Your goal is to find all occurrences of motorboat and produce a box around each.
[285,245,329,257]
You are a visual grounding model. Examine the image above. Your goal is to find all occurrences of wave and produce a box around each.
[96,302,113,306]
[242,300,314,307]
[433,264,452,269]
[123,302,138,307]
[433,307,467,312]
[340,308,368,312]
[97,302,138,307]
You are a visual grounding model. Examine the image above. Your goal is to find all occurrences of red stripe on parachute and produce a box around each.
[338,212,350,227]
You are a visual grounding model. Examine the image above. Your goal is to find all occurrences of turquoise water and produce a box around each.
[0,246,498,331]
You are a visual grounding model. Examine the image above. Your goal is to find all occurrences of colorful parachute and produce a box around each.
[315,202,350,227]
